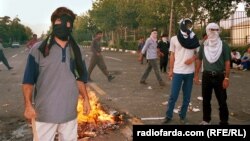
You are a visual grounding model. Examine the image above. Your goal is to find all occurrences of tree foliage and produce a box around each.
[0,16,33,45]
[74,0,243,43]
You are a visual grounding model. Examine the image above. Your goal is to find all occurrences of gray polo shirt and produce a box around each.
[22,41,87,123]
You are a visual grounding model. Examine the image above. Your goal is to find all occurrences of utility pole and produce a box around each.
[168,0,174,39]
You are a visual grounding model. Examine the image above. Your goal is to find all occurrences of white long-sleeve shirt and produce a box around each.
[141,37,158,59]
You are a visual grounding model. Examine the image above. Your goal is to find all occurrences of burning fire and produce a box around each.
[77,90,117,138]
[77,90,115,124]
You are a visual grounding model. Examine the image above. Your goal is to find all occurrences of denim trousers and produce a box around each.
[166,73,194,119]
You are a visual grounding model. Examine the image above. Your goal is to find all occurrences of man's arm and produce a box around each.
[77,81,91,115]
[141,39,149,55]
[223,60,230,89]
[223,44,231,89]
[194,59,202,85]
[22,84,36,121]
[139,39,149,61]
[168,51,175,80]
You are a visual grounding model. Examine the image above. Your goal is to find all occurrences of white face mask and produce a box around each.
[162,37,167,42]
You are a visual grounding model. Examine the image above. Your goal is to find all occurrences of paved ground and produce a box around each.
[0,46,250,140]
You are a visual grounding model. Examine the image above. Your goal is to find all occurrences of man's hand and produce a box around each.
[223,79,229,89]
[138,54,143,62]
[159,52,164,57]
[194,75,201,85]
[168,71,173,80]
[24,105,36,123]
[82,99,91,115]
[185,55,196,65]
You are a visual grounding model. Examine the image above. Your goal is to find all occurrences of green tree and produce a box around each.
[0,16,33,44]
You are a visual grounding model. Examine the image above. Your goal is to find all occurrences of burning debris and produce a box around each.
[77,90,123,139]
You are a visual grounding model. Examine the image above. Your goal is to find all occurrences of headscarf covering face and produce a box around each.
[204,23,223,63]
[177,18,200,49]
[52,14,73,41]
[38,11,88,82]
[150,28,158,42]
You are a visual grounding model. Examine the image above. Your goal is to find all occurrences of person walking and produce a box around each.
[194,23,231,125]
[0,38,13,70]
[22,7,91,140]
[157,33,170,73]
[26,34,38,49]
[139,28,165,86]
[163,18,200,124]
[88,31,115,82]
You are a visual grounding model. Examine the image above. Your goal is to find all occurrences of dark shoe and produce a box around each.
[159,81,165,86]
[108,75,115,82]
[8,67,13,70]
[219,122,229,125]
[162,117,172,124]
[179,118,189,125]
[140,80,147,85]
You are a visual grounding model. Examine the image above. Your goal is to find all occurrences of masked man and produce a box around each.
[22,7,91,140]
[163,18,199,124]
[194,23,230,125]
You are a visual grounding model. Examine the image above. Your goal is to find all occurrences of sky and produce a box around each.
[0,0,93,37]
[0,1,246,37]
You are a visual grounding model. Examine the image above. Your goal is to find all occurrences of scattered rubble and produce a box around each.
[197,96,203,101]
[147,86,152,90]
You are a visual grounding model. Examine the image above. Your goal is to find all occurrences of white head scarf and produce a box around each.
[150,30,158,42]
[204,23,223,63]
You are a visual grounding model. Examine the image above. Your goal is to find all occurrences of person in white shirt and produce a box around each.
[163,18,199,124]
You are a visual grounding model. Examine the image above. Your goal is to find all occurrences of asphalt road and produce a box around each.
[0,45,250,140]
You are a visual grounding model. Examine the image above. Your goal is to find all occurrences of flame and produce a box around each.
[77,90,115,124]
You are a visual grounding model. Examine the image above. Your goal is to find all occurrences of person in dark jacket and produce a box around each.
[88,31,115,82]
[157,33,170,73]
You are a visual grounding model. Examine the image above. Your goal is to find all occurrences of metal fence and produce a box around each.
[220,11,250,47]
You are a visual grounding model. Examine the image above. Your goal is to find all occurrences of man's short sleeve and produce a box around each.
[22,44,40,84]
[169,37,175,53]
[223,42,231,61]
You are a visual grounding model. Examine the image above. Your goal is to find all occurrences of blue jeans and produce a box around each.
[241,61,250,70]
[166,73,194,119]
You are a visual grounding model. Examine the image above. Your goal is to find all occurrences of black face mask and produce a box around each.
[52,15,73,41]
[53,24,71,41]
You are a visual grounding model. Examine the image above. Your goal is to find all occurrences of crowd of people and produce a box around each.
[138,19,234,125]
[0,5,249,141]
[231,47,250,71]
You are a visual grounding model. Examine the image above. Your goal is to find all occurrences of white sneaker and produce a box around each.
[199,121,211,125]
